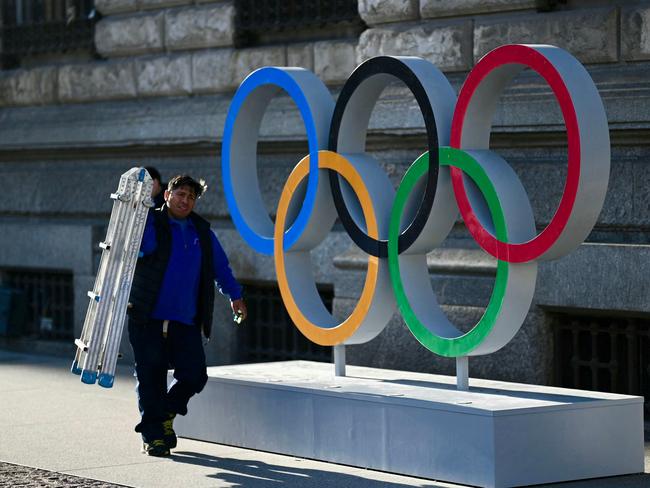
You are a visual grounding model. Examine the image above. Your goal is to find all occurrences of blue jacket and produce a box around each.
[140,211,242,326]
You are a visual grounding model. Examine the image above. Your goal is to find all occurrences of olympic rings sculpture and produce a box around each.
[222,44,610,358]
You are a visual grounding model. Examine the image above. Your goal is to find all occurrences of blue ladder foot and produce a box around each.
[70,360,82,375]
[98,373,114,388]
[81,370,98,385]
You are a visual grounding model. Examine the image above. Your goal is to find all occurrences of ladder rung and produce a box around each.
[74,338,89,352]
[87,291,100,302]
[110,192,131,202]
[99,241,111,250]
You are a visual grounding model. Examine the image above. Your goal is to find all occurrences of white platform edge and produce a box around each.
[174,361,645,488]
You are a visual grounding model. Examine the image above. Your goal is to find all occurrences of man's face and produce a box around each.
[165,185,196,219]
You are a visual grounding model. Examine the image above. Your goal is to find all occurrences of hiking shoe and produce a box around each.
[162,413,177,449]
[142,439,170,457]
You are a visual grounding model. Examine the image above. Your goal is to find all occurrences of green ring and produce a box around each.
[387,147,508,357]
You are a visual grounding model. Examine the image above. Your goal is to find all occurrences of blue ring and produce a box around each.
[222,67,321,255]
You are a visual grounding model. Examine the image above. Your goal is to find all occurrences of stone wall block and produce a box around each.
[622,6,650,61]
[95,12,164,57]
[0,67,57,107]
[232,46,287,86]
[421,0,536,19]
[0,223,94,288]
[139,0,191,10]
[314,40,357,84]
[136,55,192,97]
[95,0,138,15]
[58,61,137,103]
[192,49,235,93]
[357,21,472,72]
[287,43,314,70]
[359,0,419,26]
[165,3,235,51]
[474,8,618,64]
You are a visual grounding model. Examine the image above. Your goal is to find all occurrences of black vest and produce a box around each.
[128,207,216,338]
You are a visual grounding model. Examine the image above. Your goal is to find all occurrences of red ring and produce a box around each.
[450,44,580,263]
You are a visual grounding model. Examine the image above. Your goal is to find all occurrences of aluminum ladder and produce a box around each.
[71,167,153,388]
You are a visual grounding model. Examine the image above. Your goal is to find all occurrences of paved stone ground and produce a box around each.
[0,461,126,487]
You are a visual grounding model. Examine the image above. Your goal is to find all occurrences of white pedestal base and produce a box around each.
[174,361,644,488]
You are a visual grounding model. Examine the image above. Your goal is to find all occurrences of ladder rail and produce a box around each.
[99,176,153,387]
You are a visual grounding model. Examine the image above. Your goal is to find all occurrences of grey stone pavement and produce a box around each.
[0,349,648,488]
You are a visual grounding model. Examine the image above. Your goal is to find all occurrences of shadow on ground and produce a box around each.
[172,449,650,488]
[171,450,442,488]
[537,473,650,488]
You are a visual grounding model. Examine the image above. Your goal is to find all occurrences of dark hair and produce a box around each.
[145,166,161,182]
[167,174,208,198]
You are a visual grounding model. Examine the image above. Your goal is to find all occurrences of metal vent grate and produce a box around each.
[552,313,649,417]
[1,0,97,68]
[2,268,74,340]
[237,281,332,363]
[234,0,364,47]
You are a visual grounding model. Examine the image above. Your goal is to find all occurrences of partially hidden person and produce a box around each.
[144,166,166,209]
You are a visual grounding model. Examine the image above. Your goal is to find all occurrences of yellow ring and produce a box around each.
[274,150,379,345]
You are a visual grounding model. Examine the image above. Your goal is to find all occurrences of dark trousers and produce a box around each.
[128,319,208,442]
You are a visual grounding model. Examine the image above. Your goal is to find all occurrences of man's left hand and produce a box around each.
[231,298,247,323]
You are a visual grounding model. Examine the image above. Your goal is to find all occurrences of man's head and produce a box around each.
[145,166,162,197]
[164,175,208,219]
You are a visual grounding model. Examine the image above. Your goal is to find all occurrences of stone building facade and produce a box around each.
[0,0,648,410]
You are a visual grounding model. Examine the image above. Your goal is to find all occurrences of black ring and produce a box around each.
[328,56,440,258]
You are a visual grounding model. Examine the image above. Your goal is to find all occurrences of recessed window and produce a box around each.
[1,0,98,69]
[234,0,364,47]
[1,267,74,340]
[552,312,649,419]
[237,280,333,363]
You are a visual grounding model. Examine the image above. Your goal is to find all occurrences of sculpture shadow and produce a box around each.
[171,449,649,488]
[171,450,442,487]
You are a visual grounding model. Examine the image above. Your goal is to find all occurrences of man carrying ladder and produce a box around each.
[127,174,247,457]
